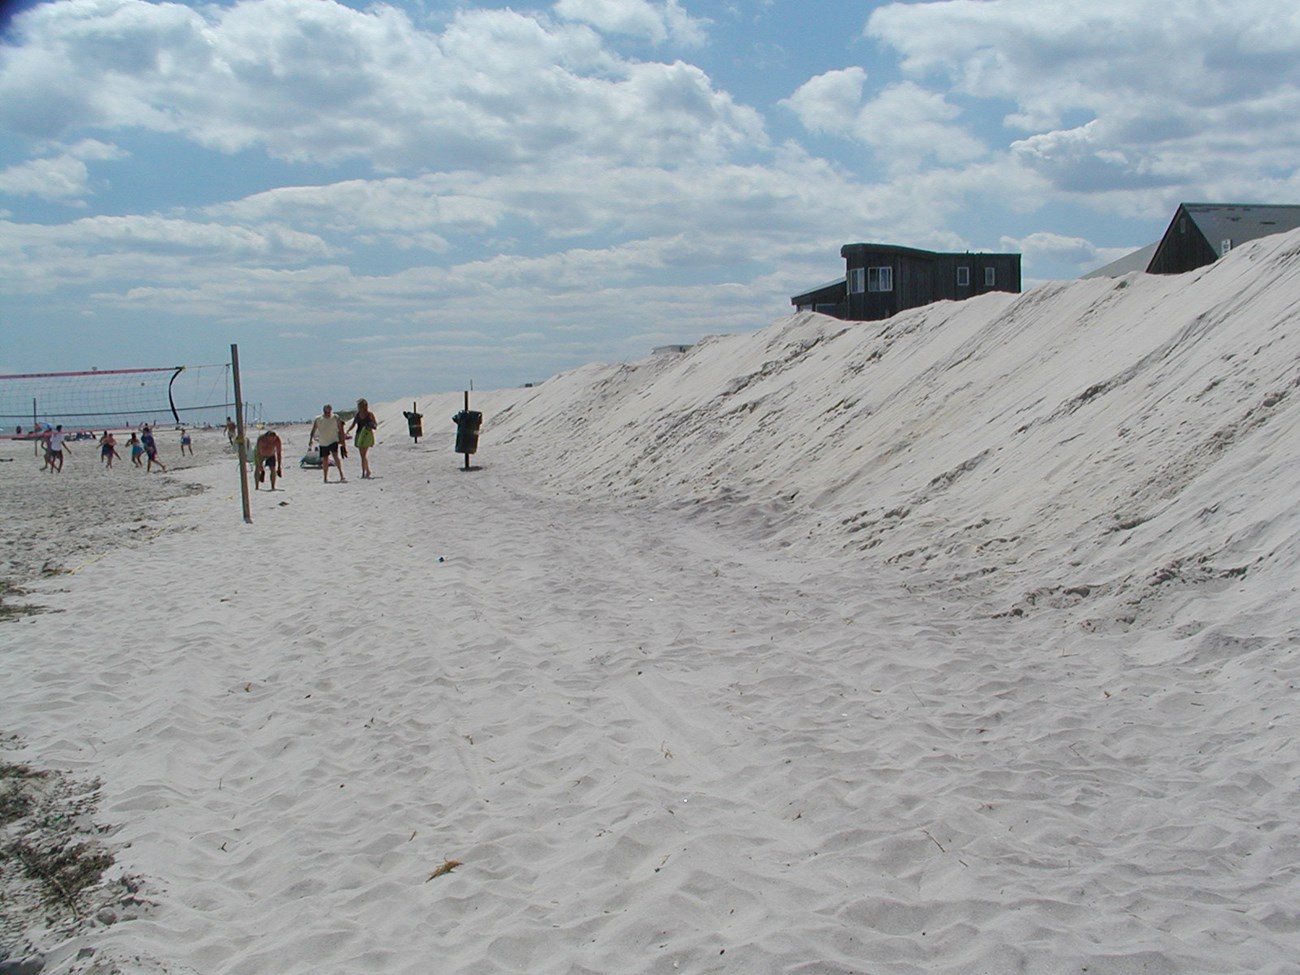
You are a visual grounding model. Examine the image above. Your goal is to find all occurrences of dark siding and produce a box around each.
[791,279,847,317]
[897,257,936,313]
[1148,205,1217,274]
[836,244,1021,322]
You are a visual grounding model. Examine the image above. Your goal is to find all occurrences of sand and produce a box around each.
[3,229,1300,974]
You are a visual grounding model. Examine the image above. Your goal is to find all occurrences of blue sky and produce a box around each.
[3,0,1299,420]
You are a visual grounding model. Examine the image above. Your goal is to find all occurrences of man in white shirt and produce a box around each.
[44,425,72,473]
[308,404,347,483]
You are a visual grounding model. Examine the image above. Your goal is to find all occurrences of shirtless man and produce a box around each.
[254,428,283,490]
[308,404,347,483]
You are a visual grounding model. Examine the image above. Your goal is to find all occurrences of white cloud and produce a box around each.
[0,153,92,201]
[0,213,337,299]
[205,148,901,261]
[864,0,1300,203]
[0,139,126,202]
[781,67,866,134]
[1003,230,1100,268]
[0,0,752,171]
[553,0,708,47]
[68,213,333,257]
[783,71,984,172]
[211,176,507,247]
[850,82,986,170]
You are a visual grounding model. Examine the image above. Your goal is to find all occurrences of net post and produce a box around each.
[230,344,252,524]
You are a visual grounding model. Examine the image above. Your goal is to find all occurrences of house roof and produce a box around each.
[841,243,944,262]
[1180,203,1300,249]
[839,243,1020,262]
[1093,204,1300,278]
[1081,242,1158,279]
[790,276,846,303]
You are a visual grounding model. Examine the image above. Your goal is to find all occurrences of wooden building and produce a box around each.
[788,276,849,318]
[1146,203,1300,274]
[792,243,1022,322]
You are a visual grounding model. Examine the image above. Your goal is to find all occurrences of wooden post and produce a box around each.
[231,344,252,524]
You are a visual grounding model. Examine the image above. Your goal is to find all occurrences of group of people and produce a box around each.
[31,423,178,474]
[94,426,176,472]
[29,400,381,486]
[303,398,378,484]
[252,397,378,489]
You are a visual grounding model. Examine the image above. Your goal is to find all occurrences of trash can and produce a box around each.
[403,410,423,442]
[452,410,483,455]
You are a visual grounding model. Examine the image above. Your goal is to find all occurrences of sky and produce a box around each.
[2,0,1300,421]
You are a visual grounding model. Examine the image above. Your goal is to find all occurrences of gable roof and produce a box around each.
[1179,203,1300,248]
[1143,203,1300,275]
[1081,242,1158,279]
[1086,204,1300,279]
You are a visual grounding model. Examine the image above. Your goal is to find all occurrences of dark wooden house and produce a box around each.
[788,276,849,317]
[792,243,1021,322]
[1147,203,1300,274]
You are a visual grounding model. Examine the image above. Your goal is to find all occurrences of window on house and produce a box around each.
[985,267,996,286]
[848,268,866,294]
[867,266,893,292]
[957,266,970,287]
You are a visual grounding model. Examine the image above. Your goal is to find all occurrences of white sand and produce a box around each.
[3,230,1300,974]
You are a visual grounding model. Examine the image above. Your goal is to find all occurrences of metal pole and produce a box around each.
[230,344,252,524]
[463,389,470,470]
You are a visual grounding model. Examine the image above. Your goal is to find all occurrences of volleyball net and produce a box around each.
[0,363,234,437]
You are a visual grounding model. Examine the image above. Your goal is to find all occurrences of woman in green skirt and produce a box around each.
[349,397,379,479]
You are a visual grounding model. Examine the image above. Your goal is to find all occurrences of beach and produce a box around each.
[3,231,1300,974]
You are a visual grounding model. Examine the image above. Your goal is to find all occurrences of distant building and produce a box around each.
[792,243,1022,322]
[1080,243,1158,279]
[1086,203,1300,278]
[1147,203,1300,274]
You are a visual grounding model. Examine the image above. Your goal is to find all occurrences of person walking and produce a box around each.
[44,425,71,473]
[348,398,378,479]
[141,425,168,473]
[127,432,144,468]
[99,430,120,468]
[180,429,194,456]
[309,404,347,483]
